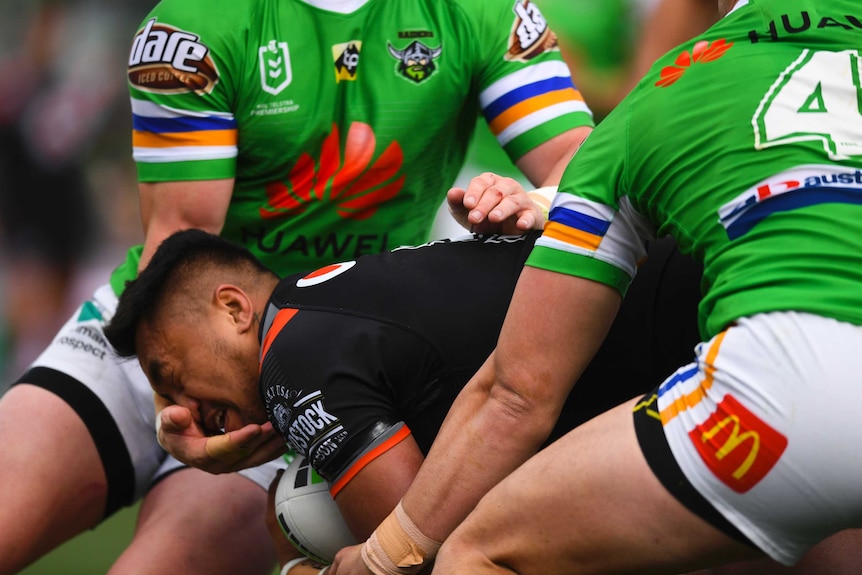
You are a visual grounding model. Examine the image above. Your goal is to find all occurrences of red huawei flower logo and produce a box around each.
[261,122,405,220]
[655,39,734,88]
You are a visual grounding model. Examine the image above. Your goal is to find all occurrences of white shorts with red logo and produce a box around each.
[657,311,862,565]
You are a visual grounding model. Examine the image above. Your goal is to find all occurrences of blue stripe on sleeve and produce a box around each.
[132,114,237,134]
[483,76,575,121]
[549,206,611,236]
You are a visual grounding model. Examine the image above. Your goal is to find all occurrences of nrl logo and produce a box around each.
[259,40,292,95]
[387,40,441,83]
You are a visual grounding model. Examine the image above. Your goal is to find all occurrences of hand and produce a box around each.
[328,544,372,575]
[154,394,287,473]
[447,172,546,235]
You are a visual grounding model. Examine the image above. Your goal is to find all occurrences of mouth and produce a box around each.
[214,409,226,433]
[202,407,228,435]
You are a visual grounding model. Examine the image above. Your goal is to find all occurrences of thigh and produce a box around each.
[110,467,277,575]
[0,384,107,573]
[437,398,759,575]
[21,285,166,505]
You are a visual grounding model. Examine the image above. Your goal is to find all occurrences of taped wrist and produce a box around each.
[361,501,441,575]
[526,185,558,220]
[281,557,329,575]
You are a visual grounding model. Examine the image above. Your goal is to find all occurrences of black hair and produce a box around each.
[104,229,275,358]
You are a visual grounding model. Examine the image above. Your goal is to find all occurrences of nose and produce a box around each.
[174,394,203,422]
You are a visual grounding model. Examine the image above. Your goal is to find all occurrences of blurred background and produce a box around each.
[0,0,686,572]
[0,0,147,387]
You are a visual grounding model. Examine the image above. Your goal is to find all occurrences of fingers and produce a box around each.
[204,425,286,469]
[453,173,542,235]
[205,433,249,462]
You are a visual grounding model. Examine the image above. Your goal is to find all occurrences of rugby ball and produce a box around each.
[274,456,358,564]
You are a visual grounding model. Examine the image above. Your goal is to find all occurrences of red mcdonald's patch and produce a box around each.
[689,394,787,493]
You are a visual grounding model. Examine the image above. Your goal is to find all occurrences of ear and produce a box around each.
[213,284,256,334]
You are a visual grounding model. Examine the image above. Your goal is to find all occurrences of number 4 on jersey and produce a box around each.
[754,49,862,160]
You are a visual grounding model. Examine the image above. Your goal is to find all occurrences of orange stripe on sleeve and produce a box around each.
[329,425,412,498]
[543,220,603,251]
[132,128,237,148]
[260,308,299,370]
[487,88,583,134]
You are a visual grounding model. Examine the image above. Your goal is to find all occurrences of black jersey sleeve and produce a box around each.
[259,306,441,490]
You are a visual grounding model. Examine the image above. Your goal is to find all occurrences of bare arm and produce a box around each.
[331,267,622,574]
[138,178,234,271]
[401,267,621,540]
[516,126,591,188]
[335,435,425,540]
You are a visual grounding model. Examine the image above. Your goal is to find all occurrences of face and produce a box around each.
[136,315,268,434]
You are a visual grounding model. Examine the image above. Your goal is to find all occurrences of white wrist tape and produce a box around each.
[361,501,441,575]
[526,185,558,220]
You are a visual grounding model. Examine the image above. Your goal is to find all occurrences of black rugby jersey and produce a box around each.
[258,232,702,494]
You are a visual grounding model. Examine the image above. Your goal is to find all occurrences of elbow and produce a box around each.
[486,365,563,445]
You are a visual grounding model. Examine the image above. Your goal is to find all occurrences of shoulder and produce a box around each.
[137,0,254,40]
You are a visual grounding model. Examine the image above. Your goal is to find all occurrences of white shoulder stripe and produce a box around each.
[480,61,572,107]
[133,145,238,162]
[496,101,591,145]
[130,98,235,120]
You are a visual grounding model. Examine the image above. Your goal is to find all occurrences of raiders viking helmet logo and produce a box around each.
[387,40,442,83]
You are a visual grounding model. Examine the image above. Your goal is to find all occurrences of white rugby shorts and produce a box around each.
[656,311,862,564]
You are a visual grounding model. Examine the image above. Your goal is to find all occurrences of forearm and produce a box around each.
[402,269,621,543]
[138,179,233,271]
[344,270,621,575]
[516,126,591,188]
[401,358,560,542]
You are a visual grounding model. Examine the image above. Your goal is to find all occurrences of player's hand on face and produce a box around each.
[447,172,544,235]
[154,393,286,473]
[328,544,371,575]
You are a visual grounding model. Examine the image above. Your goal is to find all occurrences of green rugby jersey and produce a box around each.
[529,0,862,338]
[113,0,594,291]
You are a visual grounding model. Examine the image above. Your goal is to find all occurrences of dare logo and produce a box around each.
[689,394,787,493]
[128,18,219,95]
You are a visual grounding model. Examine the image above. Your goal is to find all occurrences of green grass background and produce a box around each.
[19,504,138,574]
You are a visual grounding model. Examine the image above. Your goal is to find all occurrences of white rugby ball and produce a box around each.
[274,456,358,564]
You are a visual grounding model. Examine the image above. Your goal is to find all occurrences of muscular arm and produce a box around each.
[332,268,622,574]
[516,126,591,188]
[335,435,425,540]
[399,267,621,542]
[138,178,234,271]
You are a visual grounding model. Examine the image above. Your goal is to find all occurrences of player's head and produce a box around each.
[105,229,279,433]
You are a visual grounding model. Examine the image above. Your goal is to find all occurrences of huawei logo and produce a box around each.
[261,122,405,220]
[655,39,733,87]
